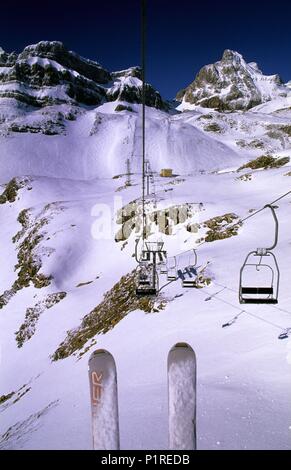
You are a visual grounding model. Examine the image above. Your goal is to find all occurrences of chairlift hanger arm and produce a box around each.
[263,204,278,251]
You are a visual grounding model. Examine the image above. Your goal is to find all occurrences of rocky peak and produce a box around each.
[177,49,286,111]
[222,49,244,64]
[0,41,167,111]
[18,41,111,84]
[112,67,142,80]
[0,46,17,67]
[108,66,167,110]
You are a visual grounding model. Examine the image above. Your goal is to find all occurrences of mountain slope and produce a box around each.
[0,45,291,450]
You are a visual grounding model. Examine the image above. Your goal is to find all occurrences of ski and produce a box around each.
[88,349,120,450]
[168,342,196,450]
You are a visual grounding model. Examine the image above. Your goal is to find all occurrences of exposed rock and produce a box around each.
[201,213,241,242]
[52,271,166,360]
[108,67,167,110]
[0,204,61,310]
[0,177,31,204]
[15,292,67,348]
[0,42,167,126]
[238,155,290,171]
[18,41,111,83]
[177,49,286,111]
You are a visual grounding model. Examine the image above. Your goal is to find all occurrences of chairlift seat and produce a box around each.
[167,275,177,281]
[241,298,278,304]
[139,280,151,286]
[239,242,279,305]
[182,280,196,288]
[241,287,273,295]
[136,287,157,296]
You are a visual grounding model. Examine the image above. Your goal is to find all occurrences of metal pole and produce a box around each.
[141,0,146,241]
[153,252,156,290]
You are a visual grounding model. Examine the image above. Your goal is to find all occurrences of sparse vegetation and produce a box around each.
[115,104,133,112]
[52,271,166,361]
[236,140,247,148]
[238,155,290,171]
[266,129,282,140]
[195,272,212,288]
[15,292,67,347]
[198,114,213,120]
[0,177,30,204]
[237,173,252,181]
[0,383,32,411]
[249,140,264,149]
[279,125,291,136]
[0,392,15,405]
[202,213,240,242]
[204,122,223,133]
[0,206,58,310]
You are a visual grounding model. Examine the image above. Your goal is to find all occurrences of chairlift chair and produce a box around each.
[181,250,198,288]
[239,204,279,304]
[157,251,167,275]
[167,256,177,281]
[135,263,158,296]
[182,267,197,288]
[182,278,197,288]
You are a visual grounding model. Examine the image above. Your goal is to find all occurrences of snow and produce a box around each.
[168,345,196,450]
[0,85,291,450]
[0,104,246,182]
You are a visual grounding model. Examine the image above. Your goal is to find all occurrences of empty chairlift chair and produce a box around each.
[182,250,198,288]
[157,251,168,274]
[239,204,280,304]
[167,256,177,281]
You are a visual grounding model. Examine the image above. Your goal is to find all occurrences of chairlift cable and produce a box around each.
[171,188,291,260]
[195,286,288,331]
[212,280,291,319]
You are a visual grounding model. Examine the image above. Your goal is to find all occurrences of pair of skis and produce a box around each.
[88,343,196,450]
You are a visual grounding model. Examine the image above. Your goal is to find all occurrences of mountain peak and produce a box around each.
[222,49,244,63]
[0,41,167,111]
[22,40,66,53]
[176,50,286,111]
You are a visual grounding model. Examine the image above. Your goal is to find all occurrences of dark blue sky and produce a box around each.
[1,0,291,98]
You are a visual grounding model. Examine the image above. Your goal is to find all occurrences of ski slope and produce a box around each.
[0,99,291,450]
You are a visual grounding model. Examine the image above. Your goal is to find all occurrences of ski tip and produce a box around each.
[88,349,114,362]
[174,342,191,349]
[169,342,195,354]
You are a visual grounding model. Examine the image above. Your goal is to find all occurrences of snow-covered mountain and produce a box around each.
[0,41,165,109]
[177,49,287,111]
[0,43,291,450]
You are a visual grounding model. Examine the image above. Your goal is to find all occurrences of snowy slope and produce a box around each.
[1,165,291,450]
[0,46,291,451]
